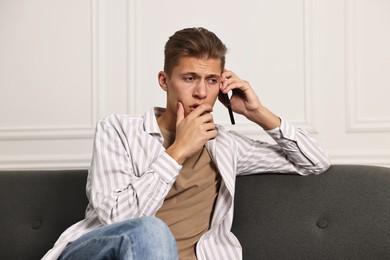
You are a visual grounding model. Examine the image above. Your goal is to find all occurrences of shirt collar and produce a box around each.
[143,107,165,135]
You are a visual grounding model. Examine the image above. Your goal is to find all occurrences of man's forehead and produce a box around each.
[174,56,222,75]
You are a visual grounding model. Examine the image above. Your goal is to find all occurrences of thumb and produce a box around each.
[176,102,185,126]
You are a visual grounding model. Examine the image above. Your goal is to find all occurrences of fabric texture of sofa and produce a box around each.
[1,164,389,259]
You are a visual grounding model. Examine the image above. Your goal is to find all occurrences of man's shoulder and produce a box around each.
[97,113,144,130]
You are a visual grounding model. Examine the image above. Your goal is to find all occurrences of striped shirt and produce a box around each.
[42,107,330,260]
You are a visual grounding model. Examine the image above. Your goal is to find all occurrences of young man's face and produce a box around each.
[159,56,222,118]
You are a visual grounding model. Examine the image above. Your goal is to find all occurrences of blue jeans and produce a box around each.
[58,216,178,260]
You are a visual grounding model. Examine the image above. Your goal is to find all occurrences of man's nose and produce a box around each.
[193,80,207,99]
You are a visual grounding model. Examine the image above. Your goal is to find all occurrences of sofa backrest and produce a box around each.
[0,170,88,260]
[0,165,389,259]
[232,165,390,259]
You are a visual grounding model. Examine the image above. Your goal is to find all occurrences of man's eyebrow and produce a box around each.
[207,74,221,78]
[178,72,221,78]
[179,72,197,76]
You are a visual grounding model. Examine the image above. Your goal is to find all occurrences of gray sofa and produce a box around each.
[1,165,389,259]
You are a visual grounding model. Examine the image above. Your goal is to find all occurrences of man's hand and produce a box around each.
[219,70,281,130]
[166,102,218,165]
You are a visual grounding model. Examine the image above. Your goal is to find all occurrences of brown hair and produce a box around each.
[164,27,228,76]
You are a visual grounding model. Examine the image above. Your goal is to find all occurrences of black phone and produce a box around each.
[222,92,235,125]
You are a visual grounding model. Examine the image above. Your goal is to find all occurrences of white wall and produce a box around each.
[0,0,389,170]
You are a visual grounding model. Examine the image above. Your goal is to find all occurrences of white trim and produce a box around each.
[220,0,317,134]
[0,0,101,140]
[329,150,390,168]
[344,0,390,133]
[0,126,94,140]
[92,0,102,123]
[127,0,138,115]
[0,154,91,171]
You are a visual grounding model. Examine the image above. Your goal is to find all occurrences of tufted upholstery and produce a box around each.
[1,165,389,259]
[232,164,390,259]
[0,170,88,260]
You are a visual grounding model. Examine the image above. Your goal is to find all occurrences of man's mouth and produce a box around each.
[189,104,199,112]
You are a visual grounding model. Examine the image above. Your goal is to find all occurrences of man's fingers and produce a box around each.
[176,102,185,125]
[190,104,213,118]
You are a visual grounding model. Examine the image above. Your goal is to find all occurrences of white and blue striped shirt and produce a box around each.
[43,107,330,260]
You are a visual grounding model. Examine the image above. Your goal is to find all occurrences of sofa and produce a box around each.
[0,164,389,260]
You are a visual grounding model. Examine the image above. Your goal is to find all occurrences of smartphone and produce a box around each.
[222,92,235,125]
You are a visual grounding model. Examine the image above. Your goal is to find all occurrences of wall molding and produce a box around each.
[329,149,390,168]
[0,0,101,141]
[345,0,390,133]
[0,126,94,140]
[300,0,316,133]
[0,154,91,170]
[127,0,138,115]
[126,0,317,135]
[222,0,317,135]
[91,0,101,125]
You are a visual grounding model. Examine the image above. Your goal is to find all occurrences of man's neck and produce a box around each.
[157,111,176,133]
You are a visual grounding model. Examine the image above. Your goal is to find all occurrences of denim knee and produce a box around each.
[127,217,176,247]
[59,217,177,260]
[136,216,172,236]
[122,216,178,260]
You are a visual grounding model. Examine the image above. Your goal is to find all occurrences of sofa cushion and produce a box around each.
[1,165,389,259]
[0,170,88,260]
[232,165,390,259]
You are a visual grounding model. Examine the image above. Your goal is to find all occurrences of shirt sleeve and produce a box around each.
[235,118,331,176]
[87,119,181,225]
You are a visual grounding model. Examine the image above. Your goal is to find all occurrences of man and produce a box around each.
[43,27,330,260]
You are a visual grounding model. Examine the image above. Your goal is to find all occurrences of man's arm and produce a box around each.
[87,118,181,225]
[219,70,330,175]
[232,120,330,176]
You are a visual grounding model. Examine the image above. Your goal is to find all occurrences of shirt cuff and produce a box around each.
[265,117,297,142]
[150,152,182,185]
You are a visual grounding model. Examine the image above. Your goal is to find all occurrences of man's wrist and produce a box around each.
[249,106,281,130]
[166,144,186,165]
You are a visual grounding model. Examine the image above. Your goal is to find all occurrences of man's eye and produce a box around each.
[208,78,218,84]
[184,76,195,81]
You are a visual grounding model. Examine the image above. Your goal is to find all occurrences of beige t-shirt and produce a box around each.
[156,128,221,260]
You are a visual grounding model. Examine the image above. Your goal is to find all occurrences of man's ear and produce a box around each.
[158,71,168,91]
